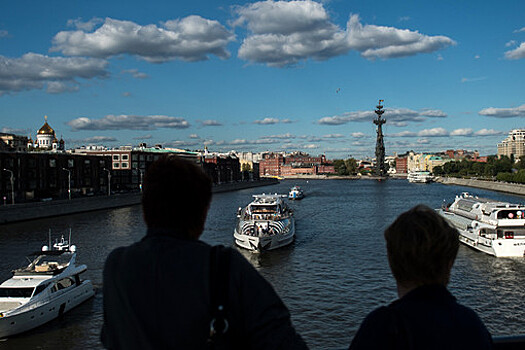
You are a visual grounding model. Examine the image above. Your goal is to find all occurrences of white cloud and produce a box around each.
[318,107,446,125]
[417,138,430,144]
[67,17,104,31]
[67,115,190,131]
[506,40,517,47]
[122,69,149,79]
[234,1,454,67]
[1,127,32,135]
[474,55,480,59]
[461,76,486,83]
[389,130,417,137]
[450,128,473,136]
[200,120,223,126]
[46,81,80,94]
[80,136,118,143]
[479,104,525,118]
[505,42,525,60]
[474,129,503,136]
[437,54,443,61]
[322,134,345,139]
[514,27,525,33]
[417,127,448,137]
[351,132,366,138]
[189,134,200,139]
[254,117,280,125]
[0,53,108,95]
[132,134,153,140]
[52,16,234,63]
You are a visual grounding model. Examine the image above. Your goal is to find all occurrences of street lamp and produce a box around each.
[139,170,144,193]
[2,168,14,205]
[103,168,111,196]
[62,168,71,200]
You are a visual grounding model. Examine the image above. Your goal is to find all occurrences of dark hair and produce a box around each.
[384,204,459,286]
[142,155,212,238]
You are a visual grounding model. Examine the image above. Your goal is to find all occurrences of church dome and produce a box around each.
[37,116,55,135]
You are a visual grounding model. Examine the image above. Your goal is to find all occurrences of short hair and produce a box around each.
[142,155,212,237]
[384,204,459,286]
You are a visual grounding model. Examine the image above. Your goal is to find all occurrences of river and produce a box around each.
[1,179,524,349]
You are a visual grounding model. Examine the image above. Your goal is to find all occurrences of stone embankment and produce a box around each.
[0,178,278,225]
[436,177,525,197]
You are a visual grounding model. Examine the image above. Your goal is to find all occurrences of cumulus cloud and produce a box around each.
[0,53,108,95]
[514,27,525,33]
[418,127,448,137]
[122,92,132,97]
[200,119,223,126]
[318,107,447,125]
[67,17,104,31]
[80,136,118,143]
[450,128,473,136]
[1,127,32,135]
[234,1,455,67]
[122,69,149,79]
[254,117,281,125]
[474,129,502,136]
[67,114,190,131]
[52,16,234,63]
[505,42,525,60]
[132,134,153,140]
[479,104,525,118]
[322,134,345,139]
[351,132,366,138]
[189,134,200,139]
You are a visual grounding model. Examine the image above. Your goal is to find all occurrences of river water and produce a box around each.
[1,179,524,349]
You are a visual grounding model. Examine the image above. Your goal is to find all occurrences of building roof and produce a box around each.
[37,117,55,135]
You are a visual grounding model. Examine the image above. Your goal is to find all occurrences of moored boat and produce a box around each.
[0,231,95,338]
[408,170,434,183]
[437,192,525,257]
[234,194,295,251]
[288,186,304,200]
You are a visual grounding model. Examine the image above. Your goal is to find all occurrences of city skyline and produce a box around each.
[1,0,524,158]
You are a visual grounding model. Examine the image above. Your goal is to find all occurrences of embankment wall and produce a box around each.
[436,177,525,197]
[0,179,278,225]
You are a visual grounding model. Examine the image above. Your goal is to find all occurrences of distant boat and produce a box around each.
[288,186,304,200]
[408,170,434,183]
[234,194,295,251]
[0,231,95,338]
[437,192,525,257]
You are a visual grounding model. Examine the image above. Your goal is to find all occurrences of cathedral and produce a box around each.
[28,116,65,151]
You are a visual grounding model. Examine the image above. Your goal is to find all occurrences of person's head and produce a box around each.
[384,204,459,289]
[142,155,212,238]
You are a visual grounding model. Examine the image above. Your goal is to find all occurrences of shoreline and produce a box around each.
[0,178,278,225]
[435,177,525,197]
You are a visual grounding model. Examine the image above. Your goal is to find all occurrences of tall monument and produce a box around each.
[373,100,387,177]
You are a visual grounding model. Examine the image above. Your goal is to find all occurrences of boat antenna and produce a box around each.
[48,229,52,249]
[68,228,72,246]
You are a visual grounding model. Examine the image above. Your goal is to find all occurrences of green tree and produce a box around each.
[344,158,358,175]
[333,159,348,175]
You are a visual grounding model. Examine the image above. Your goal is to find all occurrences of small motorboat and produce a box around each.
[288,186,304,200]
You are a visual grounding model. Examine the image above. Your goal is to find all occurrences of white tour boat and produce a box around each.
[438,192,525,257]
[234,194,295,251]
[408,170,434,183]
[0,232,95,338]
[288,186,304,200]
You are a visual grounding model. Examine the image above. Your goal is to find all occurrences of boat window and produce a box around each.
[32,283,49,296]
[497,210,525,219]
[56,277,74,290]
[251,205,277,213]
[0,287,34,298]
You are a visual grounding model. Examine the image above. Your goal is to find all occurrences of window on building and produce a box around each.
[122,155,129,160]
[113,163,120,168]
[68,159,74,168]
[49,159,56,168]
[122,162,129,168]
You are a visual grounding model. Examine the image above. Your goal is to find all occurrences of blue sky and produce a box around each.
[1,0,524,158]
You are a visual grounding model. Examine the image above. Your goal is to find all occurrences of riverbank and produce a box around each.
[0,178,278,225]
[436,176,525,197]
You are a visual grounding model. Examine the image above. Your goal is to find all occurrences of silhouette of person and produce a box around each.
[349,205,492,349]
[101,155,307,349]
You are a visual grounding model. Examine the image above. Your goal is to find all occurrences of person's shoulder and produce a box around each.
[349,306,393,349]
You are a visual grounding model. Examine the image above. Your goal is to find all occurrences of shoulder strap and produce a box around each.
[208,245,231,346]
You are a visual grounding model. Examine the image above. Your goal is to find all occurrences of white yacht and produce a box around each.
[0,232,95,338]
[438,192,525,257]
[288,186,304,200]
[408,170,434,183]
[234,194,295,251]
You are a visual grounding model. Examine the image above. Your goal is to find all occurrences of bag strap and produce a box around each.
[208,245,231,347]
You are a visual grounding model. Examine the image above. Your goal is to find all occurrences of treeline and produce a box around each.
[433,155,525,184]
[333,158,358,175]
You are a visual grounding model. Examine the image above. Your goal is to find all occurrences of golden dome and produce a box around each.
[37,116,55,135]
